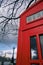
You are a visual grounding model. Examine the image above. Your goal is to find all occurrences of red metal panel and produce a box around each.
[16,25,43,65]
[20,1,43,28]
[16,29,23,65]
[22,18,43,31]
[16,1,43,65]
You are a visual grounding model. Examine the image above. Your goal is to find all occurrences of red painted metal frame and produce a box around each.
[21,25,43,65]
[16,0,43,65]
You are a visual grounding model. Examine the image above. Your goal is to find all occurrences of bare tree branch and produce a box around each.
[0,0,36,40]
[26,0,34,9]
[2,0,19,8]
[0,16,20,20]
[0,0,3,7]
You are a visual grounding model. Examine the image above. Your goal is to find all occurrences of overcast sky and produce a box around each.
[0,0,36,59]
[0,0,33,49]
[0,0,31,58]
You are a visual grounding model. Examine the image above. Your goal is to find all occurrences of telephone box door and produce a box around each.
[22,26,43,65]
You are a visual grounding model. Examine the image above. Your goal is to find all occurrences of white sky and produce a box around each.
[0,0,35,59]
[0,47,17,59]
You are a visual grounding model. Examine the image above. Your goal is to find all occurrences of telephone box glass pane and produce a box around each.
[27,11,43,23]
[31,64,39,65]
[30,36,38,60]
[39,34,43,58]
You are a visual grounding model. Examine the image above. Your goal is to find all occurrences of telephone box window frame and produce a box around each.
[26,10,43,23]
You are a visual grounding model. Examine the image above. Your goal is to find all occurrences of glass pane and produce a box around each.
[32,14,36,20]
[39,34,43,58]
[36,12,41,19]
[27,10,43,23]
[27,16,32,22]
[30,36,38,60]
[31,64,39,65]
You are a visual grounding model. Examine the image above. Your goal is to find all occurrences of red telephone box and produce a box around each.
[16,0,43,65]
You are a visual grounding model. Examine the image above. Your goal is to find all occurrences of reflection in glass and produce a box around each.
[39,34,43,58]
[31,64,39,65]
[30,36,38,59]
